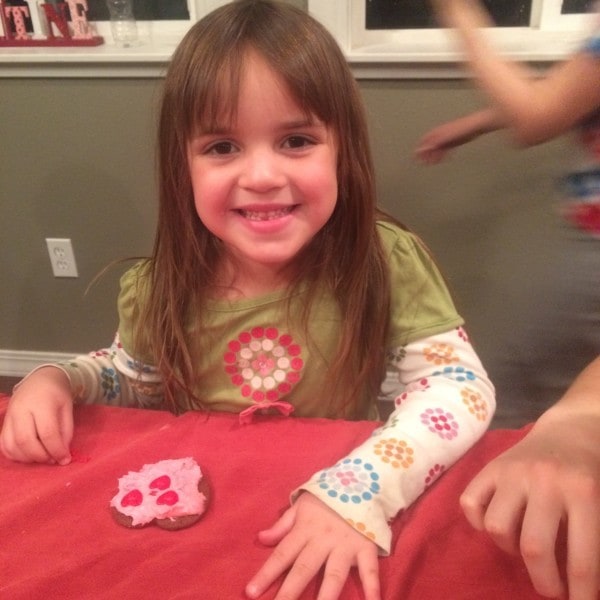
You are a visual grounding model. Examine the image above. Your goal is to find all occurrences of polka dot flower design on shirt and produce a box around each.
[373,438,415,470]
[461,387,489,421]
[223,327,304,403]
[420,407,459,440]
[424,463,445,488]
[317,458,381,504]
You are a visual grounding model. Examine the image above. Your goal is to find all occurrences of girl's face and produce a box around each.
[187,52,338,294]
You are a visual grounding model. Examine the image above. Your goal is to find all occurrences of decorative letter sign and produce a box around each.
[0,1,103,46]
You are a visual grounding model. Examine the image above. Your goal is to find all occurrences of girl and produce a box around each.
[0,2,495,599]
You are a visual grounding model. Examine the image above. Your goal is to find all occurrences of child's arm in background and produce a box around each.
[414,107,504,164]
[461,355,600,600]
[247,327,495,600]
[429,0,600,146]
[0,333,163,465]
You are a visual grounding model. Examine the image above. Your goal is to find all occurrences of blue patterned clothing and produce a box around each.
[559,26,600,235]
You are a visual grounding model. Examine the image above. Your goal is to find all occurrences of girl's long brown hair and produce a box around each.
[137,0,393,416]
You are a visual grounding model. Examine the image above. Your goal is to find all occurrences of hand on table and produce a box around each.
[246,492,381,600]
[460,412,600,600]
[0,366,74,465]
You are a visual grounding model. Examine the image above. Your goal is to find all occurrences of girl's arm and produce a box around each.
[27,333,164,410]
[296,326,494,554]
[430,0,600,145]
[0,334,163,465]
[246,327,493,600]
[54,333,164,409]
[461,356,600,599]
[415,107,505,164]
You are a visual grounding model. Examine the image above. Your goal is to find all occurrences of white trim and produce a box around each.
[2,2,598,79]
[539,0,600,30]
[308,0,598,78]
[0,349,79,377]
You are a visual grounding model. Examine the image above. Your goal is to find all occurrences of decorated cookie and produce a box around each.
[110,457,209,530]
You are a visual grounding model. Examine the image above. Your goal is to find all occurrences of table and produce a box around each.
[0,396,546,599]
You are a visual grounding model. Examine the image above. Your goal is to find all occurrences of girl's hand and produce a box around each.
[414,121,467,164]
[460,413,600,600]
[246,492,381,600]
[0,367,74,465]
[415,109,501,164]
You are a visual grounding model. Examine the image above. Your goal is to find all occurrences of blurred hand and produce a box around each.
[415,116,486,164]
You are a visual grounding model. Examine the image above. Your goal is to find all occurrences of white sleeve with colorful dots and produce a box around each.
[292,326,495,554]
[19,333,165,409]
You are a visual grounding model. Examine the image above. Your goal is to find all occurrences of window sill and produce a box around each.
[347,29,583,78]
[0,28,582,79]
[0,36,180,77]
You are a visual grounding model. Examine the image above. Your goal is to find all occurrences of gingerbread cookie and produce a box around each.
[110,457,209,530]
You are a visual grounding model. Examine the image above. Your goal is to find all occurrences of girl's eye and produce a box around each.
[283,135,314,149]
[206,141,236,155]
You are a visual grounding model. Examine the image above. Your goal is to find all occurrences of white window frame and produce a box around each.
[2,1,598,78]
[308,0,599,78]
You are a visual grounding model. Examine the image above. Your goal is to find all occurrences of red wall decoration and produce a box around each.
[0,1,103,46]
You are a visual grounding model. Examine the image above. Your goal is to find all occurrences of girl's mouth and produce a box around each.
[238,206,295,221]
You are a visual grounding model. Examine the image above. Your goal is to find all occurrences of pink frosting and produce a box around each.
[110,457,207,526]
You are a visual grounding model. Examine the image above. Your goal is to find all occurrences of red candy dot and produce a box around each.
[121,489,143,507]
[157,490,179,506]
[149,475,171,490]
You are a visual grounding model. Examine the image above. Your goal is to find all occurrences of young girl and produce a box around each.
[0,2,495,599]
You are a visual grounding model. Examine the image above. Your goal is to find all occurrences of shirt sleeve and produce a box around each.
[293,326,495,554]
[378,223,464,347]
[21,333,165,409]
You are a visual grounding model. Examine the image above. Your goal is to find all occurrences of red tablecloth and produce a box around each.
[0,397,545,599]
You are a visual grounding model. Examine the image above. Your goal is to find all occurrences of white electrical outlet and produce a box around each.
[46,238,79,278]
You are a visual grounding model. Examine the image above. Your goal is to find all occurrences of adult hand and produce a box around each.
[0,366,74,465]
[460,411,600,600]
[246,492,381,600]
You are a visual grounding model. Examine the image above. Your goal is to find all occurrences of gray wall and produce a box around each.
[0,0,569,382]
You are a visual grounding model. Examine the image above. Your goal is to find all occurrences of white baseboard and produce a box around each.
[0,349,79,377]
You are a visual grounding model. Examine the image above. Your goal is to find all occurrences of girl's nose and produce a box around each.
[238,148,286,192]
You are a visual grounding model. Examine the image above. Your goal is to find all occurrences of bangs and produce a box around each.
[184,48,328,140]
[165,1,349,144]
[185,51,244,139]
